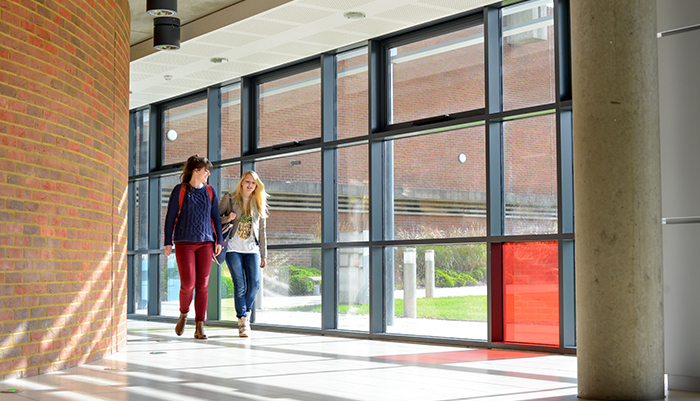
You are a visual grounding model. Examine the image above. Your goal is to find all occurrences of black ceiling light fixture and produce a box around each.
[153,17,180,51]
[147,0,177,16]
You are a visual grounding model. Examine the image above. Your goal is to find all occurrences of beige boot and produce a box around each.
[194,321,208,339]
[175,312,187,336]
[238,316,249,337]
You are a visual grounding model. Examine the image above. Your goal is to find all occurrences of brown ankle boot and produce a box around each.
[194,321,207,339]
[175,312,187,336]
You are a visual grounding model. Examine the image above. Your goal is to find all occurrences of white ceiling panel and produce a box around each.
[297,0,376,10]
[376,4,454,24]
[267,41,331,56]
[260,5,337,24]
[128,0,500,110]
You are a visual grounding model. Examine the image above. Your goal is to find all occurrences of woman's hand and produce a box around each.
[214,243,222,256]
[165,245,172,256]
[227,212,236,223]
[260,257,266,268]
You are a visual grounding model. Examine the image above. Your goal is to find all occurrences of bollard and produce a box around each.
[425,249,435,298]
[403,248,417,318]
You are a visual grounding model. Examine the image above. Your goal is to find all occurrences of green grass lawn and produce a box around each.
[277,295,487,321]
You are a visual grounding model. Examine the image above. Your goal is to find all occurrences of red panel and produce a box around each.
[503,241,559,346]
[491,243,504,342]
[376,349,547,364]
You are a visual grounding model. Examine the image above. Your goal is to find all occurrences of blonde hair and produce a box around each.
[232,170,269,219]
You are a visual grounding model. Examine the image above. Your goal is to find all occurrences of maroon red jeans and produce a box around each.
[174,241,213,322]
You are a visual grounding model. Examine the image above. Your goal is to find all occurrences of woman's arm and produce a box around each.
[210,191,224,246]
[163,185,181,247]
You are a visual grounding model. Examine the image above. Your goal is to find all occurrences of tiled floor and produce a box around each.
[0,320,698,401]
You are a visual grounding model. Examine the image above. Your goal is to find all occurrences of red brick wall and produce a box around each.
[0,0,130,380]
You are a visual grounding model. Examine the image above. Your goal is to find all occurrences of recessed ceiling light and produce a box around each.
[210,57,229,64]
[343,11,365,20]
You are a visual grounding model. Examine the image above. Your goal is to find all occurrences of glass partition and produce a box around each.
[386,244,487,340]
[222,83,242,160]
[390,23,484,124]
[337,47,368,140]
[256,151,322,246]
[503,241,559,346]
[502,0,555,111]
[338,247,370,332]
[504,113,557,235]
[338,145,368,241]
[254,248,322,328]
[258,67,321,148]
[392,125,486,240]
[163,96,208,166]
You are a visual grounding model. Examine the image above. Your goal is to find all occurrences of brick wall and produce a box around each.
[0,0,130,380]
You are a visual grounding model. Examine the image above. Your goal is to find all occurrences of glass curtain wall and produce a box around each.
[127,0,573,353]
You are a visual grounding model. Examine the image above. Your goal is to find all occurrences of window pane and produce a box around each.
[390,24,484,125]
[255,248,321,328]
[132,109,149,175]
[134,180,148,250]
[386,244,487,340]
[502,0,555,110]
[133,255,148,315]
[337,48,368,140]
[259,68,321,149]
[338,145,368,241]
[160,253,180,318]
[503,241,559,346]
[222,83,241,159]
[163,97,208,166]
[338,247,369,332]
[256,152,321,246]
[393,126,486,240]
[504,114,557,235]
[219,164,240,201]
[160,173,180,249]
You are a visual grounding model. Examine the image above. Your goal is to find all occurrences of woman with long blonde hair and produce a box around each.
[219,170,269,337]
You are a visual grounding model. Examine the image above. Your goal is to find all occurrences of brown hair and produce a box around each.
[179,154,213,192]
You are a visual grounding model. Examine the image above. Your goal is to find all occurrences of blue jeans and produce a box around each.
[225,252,260,319]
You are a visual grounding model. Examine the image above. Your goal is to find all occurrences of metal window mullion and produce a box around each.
[206,87,222,321]
[128,112,135,176]
[554,0,575,351]
[149,106,160,172]
[368,39,388,336]
[320,53,338,331]
[148,176,162,316]
[485,5,504,346]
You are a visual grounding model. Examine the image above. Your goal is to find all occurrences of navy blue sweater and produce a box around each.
[163,184,223,247]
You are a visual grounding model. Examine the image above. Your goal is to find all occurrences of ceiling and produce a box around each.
[128,0,499,110]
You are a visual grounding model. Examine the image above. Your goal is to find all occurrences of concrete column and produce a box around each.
[571,1,664,400]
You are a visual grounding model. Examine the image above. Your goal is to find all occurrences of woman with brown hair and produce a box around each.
[163,155,223,339]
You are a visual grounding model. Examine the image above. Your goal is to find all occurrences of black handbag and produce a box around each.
[214,193,234,265]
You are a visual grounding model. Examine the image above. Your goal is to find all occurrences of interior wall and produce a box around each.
[657,0,700,392]
[0,0,130,380]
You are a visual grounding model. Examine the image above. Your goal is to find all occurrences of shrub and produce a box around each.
[276,265,322,296]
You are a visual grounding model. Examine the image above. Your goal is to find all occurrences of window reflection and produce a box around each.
[504,114,558,235]
[163,97,208,166]
[258,68,321,148]
[392,126,486,240]
[386,244,487,340]
[390,23,484,124]
[254,248,322,328]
